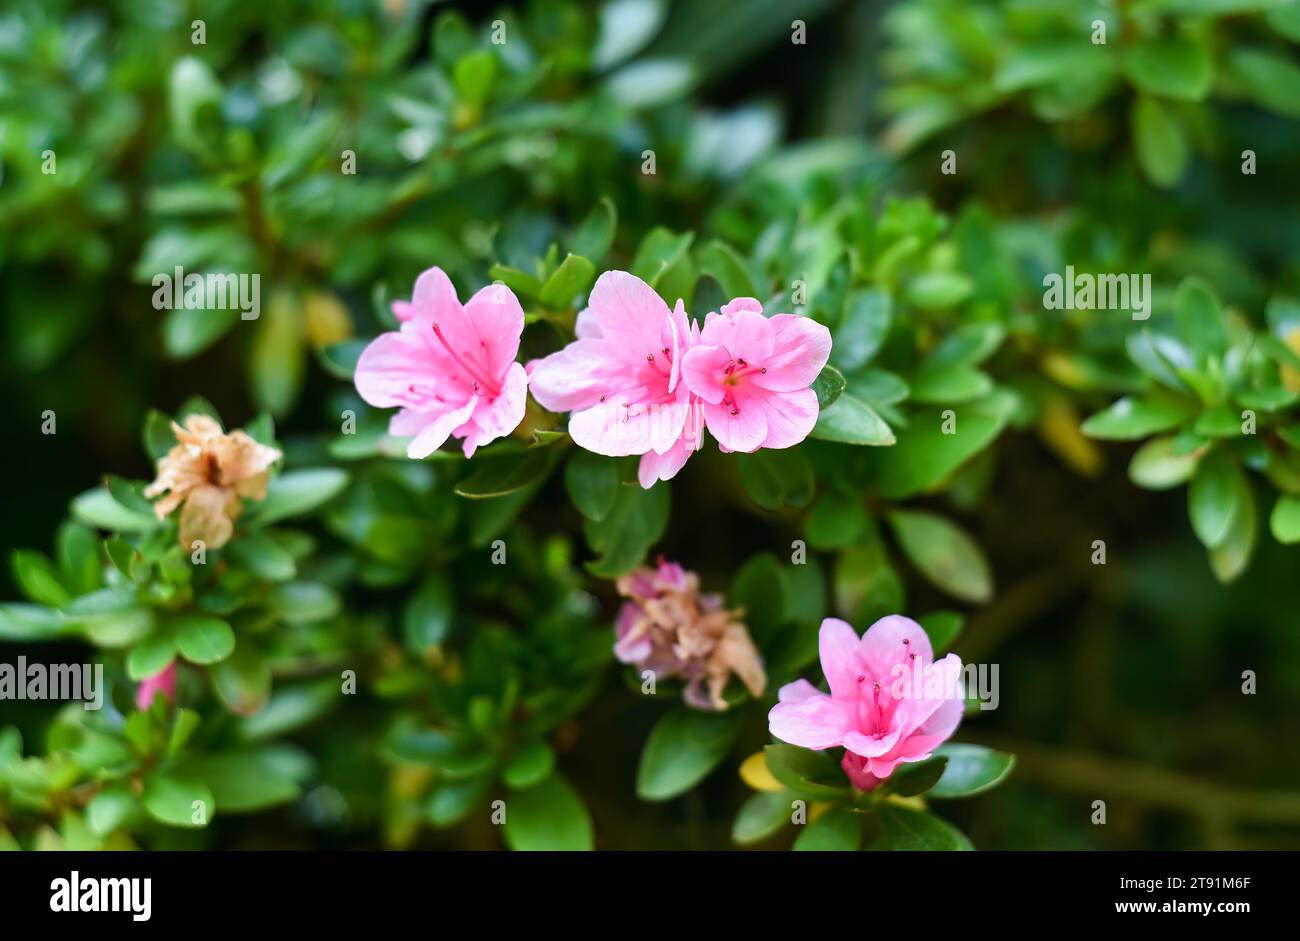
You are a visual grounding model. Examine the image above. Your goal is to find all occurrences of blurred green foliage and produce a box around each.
[2,0,1299,850]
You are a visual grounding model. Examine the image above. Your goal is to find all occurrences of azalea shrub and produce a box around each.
[2,0,1300,853]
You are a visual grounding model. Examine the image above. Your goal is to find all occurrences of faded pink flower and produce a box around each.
[354,267,528,459]
[527,271,703,488]
[768,616,963,791]
[681,298,830,453]
[135,660,178,710]
[614,558,765,711]
[143,415,282,550]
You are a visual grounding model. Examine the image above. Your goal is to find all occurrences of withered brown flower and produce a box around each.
[143,415,281,549]
[614,559,766,711]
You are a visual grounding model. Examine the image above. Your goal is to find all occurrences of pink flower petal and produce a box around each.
[404,396,478,459]
[859,614,934,670]
[702,397,767,453]
[462,361,529,456]
[680,345,732,405]
[817,618,863,699]
[754,385,819,449]
[354,330,439,408]
[777,678,823,703]
[753,314,832,392]
[697,308,775,365]
[767,694,855,750]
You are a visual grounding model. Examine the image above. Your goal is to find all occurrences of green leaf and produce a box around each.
[87,784,137,836]
[488,264,543,299]
[570,196,618,262]
[732,790,792,845]
[402,573,453,653]
[583,482,669,577]
[452,49,497,109]
[225,531,296,581]
[737,449,815,511]
[538,253,597,308]
[1129,436,1201,490]
[1080,396,1192,440]
[142,773,215,828]
[250,291,304,417]
[832,288,892,371]
[10,550,70,607]
[1270,495,1300,544]
[271,582,341,624]
[811,365,847,409]
[805,491,868,550]
[922,323,1005,371]
[630,227,694,292]
[730,552,788,643]
[1174,277,1227,357]
[143,409,177,460]
[929,743,1016,798]
[1123,36,1212,101]
[455,448,559,498]
[211,646,272,716]
[869,806,972,850]
[594,0,668,69]
[918,610,964,654]
[793,807,862,851]
[636,708,741,801]
[697,239,759,299]
[905,272,973,309]
[56,523,101,595]
[175,614,236,665]
[502,772,594,850]
[887,755,949,796]
[0,604,68,641]
[1208,476,1257,583]
[1228,47,1300,118]
[910,367,993,404]
[167,56,224,153]
[1132,95,1188,188]
[564,451,621,521]
[427,777,491,827]
[127,631,178,681]
[812,393,896,445]
[872,405,1007,498]
[318,339,368,380]
[253,469,347,524]
[179,746,310,812]
[503,742,556,789]
[235,679,339,742]
[763,745,851,801]
[888,509,993,604]
[1188,450,1244,548]
[71,488,158,533]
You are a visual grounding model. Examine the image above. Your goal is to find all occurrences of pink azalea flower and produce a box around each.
[680,298,830,453]
[354,267,528,459]
[768,616,964,791]
[136,660,178,710]
[527,271,703,487]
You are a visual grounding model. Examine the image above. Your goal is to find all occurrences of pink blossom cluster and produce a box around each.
[353,267,831,487]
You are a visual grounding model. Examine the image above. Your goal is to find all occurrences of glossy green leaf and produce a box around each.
[502,772,594,850]
[888,509,993,604]
[637,708,741,801]
[929,743,1016,798]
